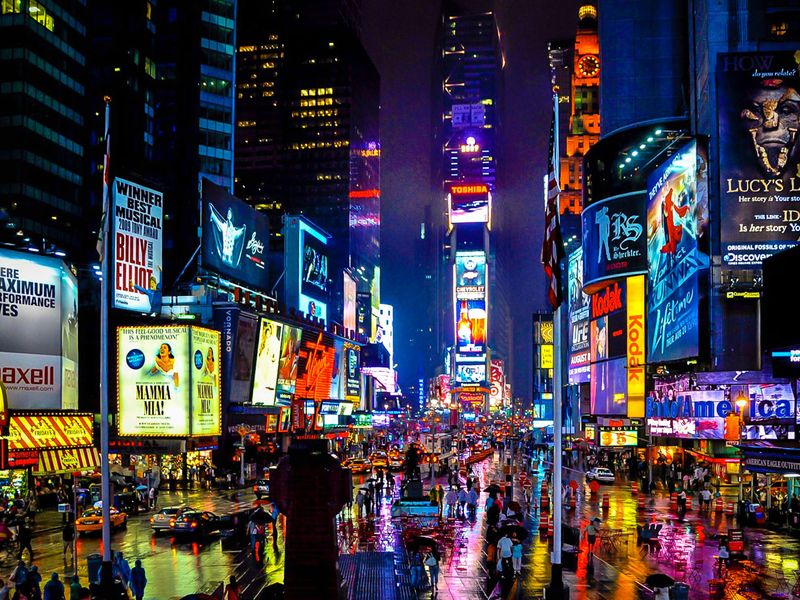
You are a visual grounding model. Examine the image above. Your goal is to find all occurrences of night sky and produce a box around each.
[360,0,580,399]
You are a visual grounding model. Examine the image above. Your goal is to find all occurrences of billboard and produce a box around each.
[343,271,357,334]
[455,251,486,300]
[212,307,257,404]
[276,324,302,403]
[0,249,78,410]
[646,390,728,439]
[294,330,336,401]
[581,192,647,291]
[589,280,627,362]
[251,318,283,406]
[456,299,487,354]
[599,428,638,447]
[330,338,345,400]
[489,359,504,410]
[112,178,163,313]
[455,363,486,384]
[449,184,490,225]
[717,52,800,267]
[343,341,361,401]
[201,179,269,291]
[590,357,627,415]
[117,325,221,437]
[284,216,328,324]
[646,139,709,362]
[8,413,93,450]
[567,248,590,384]
[626,275,645,417]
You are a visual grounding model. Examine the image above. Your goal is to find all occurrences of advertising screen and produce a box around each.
[589,279,627,362]
[590,357,627,415]
[489,359,504,409]
[301,233,328,300]
[581,193,647,291]
[201,179,269,290]
[646,389,727,439]
[276,324,302,404]
[450,184,490,224]
[343,271,357,334]
[567,248,591,384]
[0,249,78,410]
[455,299,487,354]
[330,338,345,400]
[717,52,800,267]
[455,251,486,300]
[284,217,328,324]
[743,383,798,423]
[112,178,163,313]
[251,319,283,406]
[278,407,291,432]
[599,428,638,447]
[344,341,361,401]
[212,307,257,405]
[646,139,709,362]
[456,363,486,384]
[626,275,646,418]
[189,326,222,436]
[294,330,336,401]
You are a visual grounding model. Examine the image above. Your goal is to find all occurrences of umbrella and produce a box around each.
[506,501,522,513]
[588,480,601,494]
[568,480,579,490]
[645,573,675,588]
[485,484,502,494]
[499,522,528,541]
[407,535,438,551]
[135,485,148,491]
[249,508,275,524]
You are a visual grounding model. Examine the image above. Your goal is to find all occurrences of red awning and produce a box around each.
[35,447,100,475]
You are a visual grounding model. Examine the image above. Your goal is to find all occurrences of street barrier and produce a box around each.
[631,481,639,495]
[601,494,610,510]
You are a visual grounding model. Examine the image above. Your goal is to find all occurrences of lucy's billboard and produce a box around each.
[0,249,78,410]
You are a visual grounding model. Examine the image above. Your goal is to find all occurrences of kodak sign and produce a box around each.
[626,276,645,417]
[590,281,625,319]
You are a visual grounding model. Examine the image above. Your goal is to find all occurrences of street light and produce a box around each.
[236,425,254,487]
[735,392,748,503]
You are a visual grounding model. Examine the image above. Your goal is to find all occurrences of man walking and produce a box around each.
[17,519,33,562]
[62,520,75,565]
[130,560,147,600]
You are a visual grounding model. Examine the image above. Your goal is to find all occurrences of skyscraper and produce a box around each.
[0,0,87,258]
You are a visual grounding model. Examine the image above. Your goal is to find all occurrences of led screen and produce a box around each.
[276,325,302,404]
[455,251,486,300]
[294,329,336,401]
[251,319,283,406]
[567,248,590,384]
[590,356,627,415]
[301,233,328,300]
[455,299,487,354]
[455,363,486,384]
[450,184,490,224]
[599,429,638,447]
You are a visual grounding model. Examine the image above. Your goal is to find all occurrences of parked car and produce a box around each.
[369,452,389,468]
[253,478,270,500]
[150,506,194,532]
[76,507,127,535]
[169,510,222,537]
[343,458,372,474]
[585,467,616,484]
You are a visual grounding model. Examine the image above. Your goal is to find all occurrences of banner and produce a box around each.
[9,413,93,450]
[646,139,709,362]
[112,178,163,313]
[251,318,283,406]
[36,447,100,474]
[581,193,647,291]
[276,324,302,403]
[189,326,222,436]
[344,342,361,401]
[212,307,257,405]
[717,51,800,267]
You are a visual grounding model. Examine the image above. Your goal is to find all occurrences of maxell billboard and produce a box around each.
[0,249,78,409]
[112,178,163,313]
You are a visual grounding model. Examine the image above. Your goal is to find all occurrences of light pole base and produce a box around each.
[544,564,570,600]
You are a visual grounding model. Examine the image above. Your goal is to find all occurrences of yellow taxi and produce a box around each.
[76,507,128,535]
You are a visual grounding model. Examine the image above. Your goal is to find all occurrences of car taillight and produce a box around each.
[99,519,103,524]
[150,517,154,523]
[169,519,176,527]
[190,521,198,528]
[253,486,258,492]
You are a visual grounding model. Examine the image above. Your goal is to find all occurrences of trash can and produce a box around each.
[86,553,102,584]
[673,582,690,600]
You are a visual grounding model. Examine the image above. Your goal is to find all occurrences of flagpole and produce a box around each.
[99,96,114,588]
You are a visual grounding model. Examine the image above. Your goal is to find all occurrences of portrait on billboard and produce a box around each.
[276,325,302,402]
[252,319,283,406]
[301,233,328,299]
[190,327,222,436]
[455,299,487,354]
[590,357,627,415]
[717,52,800,267]
[646,139,710,362]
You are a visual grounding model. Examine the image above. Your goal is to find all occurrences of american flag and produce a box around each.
[541,93,565,310]
[96,99,111,262]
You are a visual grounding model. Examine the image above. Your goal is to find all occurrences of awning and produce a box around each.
[35,447,100,475]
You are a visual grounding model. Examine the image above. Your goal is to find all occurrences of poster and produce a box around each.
[717,51,800,267]
[189,326,222,436]
[330,338,345,400]
[590,357,627,415]
[581,192,647,290]
[343,271,357,334]
[251,319,283,406]
[455,299,487,354]
[646,139,709,362]
[455,252,487,300]
[112,178,163,313]
[567,248,590,384]
[294,330,336,401]
[276,324,302,404]
[231,312,257,403]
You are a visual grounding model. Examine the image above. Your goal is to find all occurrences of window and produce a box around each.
[28,0,54,31]
[770,22,788,37]
[2,0,22,14]
[144,57,155,78]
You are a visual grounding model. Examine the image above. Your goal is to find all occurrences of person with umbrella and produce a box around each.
[645,574,674,600]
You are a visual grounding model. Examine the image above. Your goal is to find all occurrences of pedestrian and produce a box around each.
[147,487,155,511]
[496,532,513,572]
[0,579,7,600]
[585,520,598,555]
[386,472,395,493]
[436,484,445,517]
[458,487,468,516]
[701,488,712,512]
[16,520,33,563]
[130,560,146,600]
[467,487,478,517]
[653,585,671,600]
[355,490,364,518]
[445,487,458,517]
[43,573,64,600]
[247,519,258,556]
[113,552,131,589]
[68,576,80,600]
[28,566,42,599]
[224,576,240,600]
[409,550,425,590]
[9,562,28,589]
[61,521,74,565]
[424,547,440,592]
[511,535,523,576]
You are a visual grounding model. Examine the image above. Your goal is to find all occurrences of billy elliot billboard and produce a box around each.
[581,192,647,292]
[112,178,163,313]
[717,51,800,267]
[201,179,269,291]
[567,248,590,384]
[646,139,710,363]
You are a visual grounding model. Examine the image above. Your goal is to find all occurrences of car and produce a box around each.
[253,478,270,500]
[387,452,404,471]
[76,507,127,535]
[343,458,372,474]
[586,467,616,484]
[169,510,221,537]
[150,506,194,531]
[369,452,389,468]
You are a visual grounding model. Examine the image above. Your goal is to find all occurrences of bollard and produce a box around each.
[725,501,734,516]
[539,513,548,531]
[547,514,554,538]
[685,497,692,512]
[638,494,646,510]
[631,481,639,495]
[670,493,678,512]
[715,497,723,513]
[601,493,610,510]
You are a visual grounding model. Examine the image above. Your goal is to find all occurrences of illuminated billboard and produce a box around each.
[251,318,283,406]
[449,184,490,225]
[117,325,221,437]
[213,307,257,405]
[599,428,638,447]
[590,357,627,416]
[294,330,336,401]
[567,248,590,384]
[284,216,329,324]
[344,341,361,401]
[455,363,486,384]
[646,390,728,439]
[626,275,645,418]
[455,299,487,354]
[581,193,647,291]
[8,414,93,450]
[276,324,302,404]
[0,249,78,410]
[717,52,800,267]
[343,271,357,334]
[455,251,486,300]
[201,179,269,290]
[646,139,709,363]
[489,359,504,409]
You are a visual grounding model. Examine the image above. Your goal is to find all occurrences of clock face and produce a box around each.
[578,54,600,78]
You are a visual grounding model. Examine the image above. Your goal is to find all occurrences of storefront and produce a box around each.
[740,444,800,515]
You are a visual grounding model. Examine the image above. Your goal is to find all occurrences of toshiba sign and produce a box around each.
[450,184,489,195]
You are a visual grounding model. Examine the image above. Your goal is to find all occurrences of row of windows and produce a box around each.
[239,81,275,89]
[291,109,339,118]
[237,91,275,100]
[290,140,348,150]
[0,115,83,156]
[300,87,334,97]
[0,81,83,125]
[299,98,334,107]
[0,149,82,185]
[315,173,345,181]
[238,41,280,52]
[0,183,81,214]
[202,47,233,71]
[0,48,85,94]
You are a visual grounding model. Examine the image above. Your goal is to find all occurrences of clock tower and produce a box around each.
[559,4,600,216]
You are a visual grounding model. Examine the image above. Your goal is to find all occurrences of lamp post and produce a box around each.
[735,394,747,504]
[236,425,254,487]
